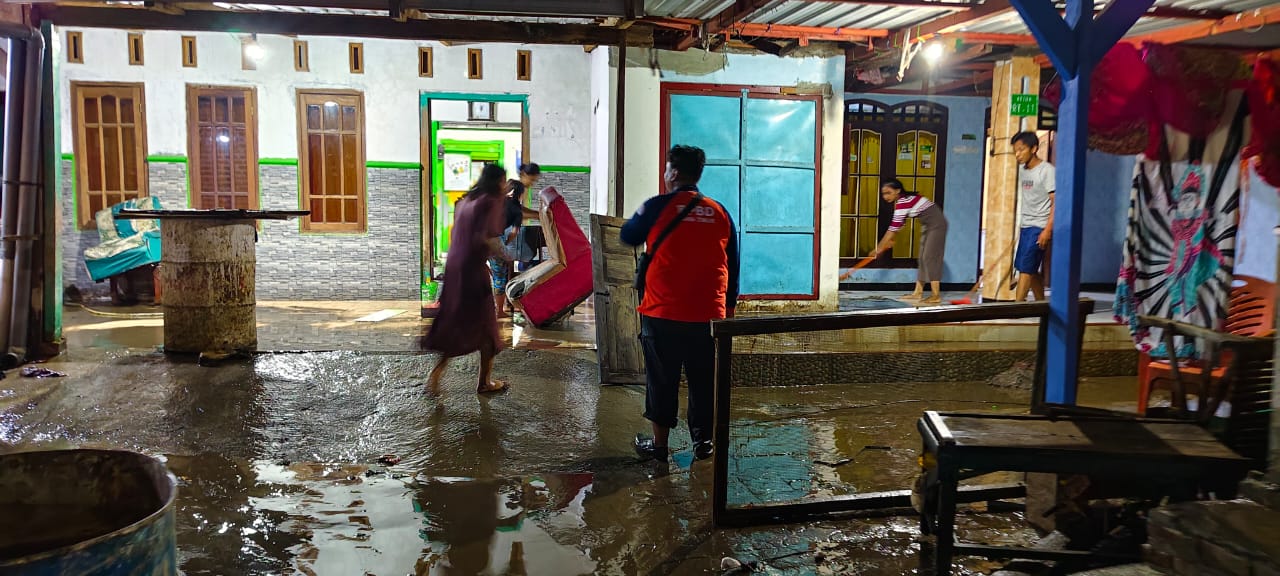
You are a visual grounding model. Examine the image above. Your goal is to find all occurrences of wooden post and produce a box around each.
[982,56,1038,302]
[1010,0,1153,405]
[613,35,626,216]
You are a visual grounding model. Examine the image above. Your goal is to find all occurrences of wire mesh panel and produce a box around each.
[711,301,1095,527]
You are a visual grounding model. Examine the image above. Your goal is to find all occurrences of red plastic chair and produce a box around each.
[1136,276,1275,416]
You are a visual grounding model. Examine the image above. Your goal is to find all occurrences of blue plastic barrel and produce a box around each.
[0,449,178,575]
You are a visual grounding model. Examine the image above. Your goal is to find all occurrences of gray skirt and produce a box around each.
[917,204,948,284]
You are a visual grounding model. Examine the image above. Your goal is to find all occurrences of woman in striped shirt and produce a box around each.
[875,178,948,304]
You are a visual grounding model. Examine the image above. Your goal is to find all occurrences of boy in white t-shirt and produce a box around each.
[1011,131,1055,301]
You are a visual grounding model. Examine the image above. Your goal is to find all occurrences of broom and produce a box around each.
[950,242,1015,305]
[838,254,879,281]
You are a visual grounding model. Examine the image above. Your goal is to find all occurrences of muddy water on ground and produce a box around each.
[0,349,1131,574]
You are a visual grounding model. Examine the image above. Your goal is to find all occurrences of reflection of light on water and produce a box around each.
[242,463,598,575]
[63,319,163,331]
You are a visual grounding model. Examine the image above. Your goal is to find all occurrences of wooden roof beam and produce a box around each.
[928,68,996,93]
[891,0,1014,46]
[789,0,971,9]
[1124,4,1280,45]
[33,5,656,46]
[676,0,773,51]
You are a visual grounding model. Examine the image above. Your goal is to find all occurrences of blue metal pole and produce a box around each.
[1042,0,1092,406]
[1010,0,1153,405]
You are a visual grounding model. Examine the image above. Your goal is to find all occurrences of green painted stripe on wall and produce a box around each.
[366,161,422,170]
[539,165,589,173]
[60,153,73,161]
[259,158,299,166]
[147,155,187,163]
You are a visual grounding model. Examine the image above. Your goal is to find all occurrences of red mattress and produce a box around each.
[505,187,593,327]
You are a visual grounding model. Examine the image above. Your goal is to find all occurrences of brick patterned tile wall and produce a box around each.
[61,161,422,300]
[538,172,591,238]
[60,161,188,298]
[255,165,421,300]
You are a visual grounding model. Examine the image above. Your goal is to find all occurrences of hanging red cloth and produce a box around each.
[1043,43,1152,155]
[1245,57,1280,188]
[1142,43,1250,157]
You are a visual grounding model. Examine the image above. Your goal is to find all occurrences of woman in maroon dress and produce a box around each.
[425,163,510,394]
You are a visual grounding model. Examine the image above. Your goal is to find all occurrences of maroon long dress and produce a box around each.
[423,193,505,357]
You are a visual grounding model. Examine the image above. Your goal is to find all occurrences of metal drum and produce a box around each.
[0,449,178,575]
[160,219,257,353]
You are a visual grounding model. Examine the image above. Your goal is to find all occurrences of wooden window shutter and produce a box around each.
[181,36,197,68]
[294,40,309,72]
[349,42,364,74]
[187,86,260,211]
[127,33,144,65]
[296,90,367,233]
[418,46,433,78]
[517,50,532,81]
[66,31,83,64]
[467,48,482,80]
[70,82,149,228]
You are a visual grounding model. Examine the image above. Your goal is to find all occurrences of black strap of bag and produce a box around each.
[635,193,704,299]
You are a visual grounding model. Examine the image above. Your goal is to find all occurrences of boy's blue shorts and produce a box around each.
[1015,226,1045,274]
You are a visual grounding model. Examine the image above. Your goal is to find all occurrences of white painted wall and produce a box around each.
[432,100,523,124]
[589,47,613,215]
[53,28,592,165]
[591,47,845,310]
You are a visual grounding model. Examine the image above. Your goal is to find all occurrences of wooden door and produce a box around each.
[590,214,645,385]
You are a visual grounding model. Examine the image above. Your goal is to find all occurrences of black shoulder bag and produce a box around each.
[635,194,703,300]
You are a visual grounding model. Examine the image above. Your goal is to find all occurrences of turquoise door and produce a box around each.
[668,89,818,297]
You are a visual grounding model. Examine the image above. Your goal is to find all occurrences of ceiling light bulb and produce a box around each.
[244,42,266,63]
[924,43,944,63]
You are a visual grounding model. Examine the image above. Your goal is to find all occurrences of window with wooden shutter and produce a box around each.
[187,86,259,210]
[127,33,144,65]
[296,90,366,232]
[418,46,433,78]
[516,50,531,81]
[181,36,197,67]
[467,48,482,79]
[294,40,309,72]
[71,82,148,228]
[65,31,83,64]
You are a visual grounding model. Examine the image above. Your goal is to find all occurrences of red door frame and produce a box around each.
[659,82,823,300]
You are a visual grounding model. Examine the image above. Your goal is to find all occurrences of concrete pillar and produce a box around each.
[981,55,1039,301]
[1270,226,1280,483]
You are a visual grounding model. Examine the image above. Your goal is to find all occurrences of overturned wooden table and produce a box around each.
[117,209,308,354]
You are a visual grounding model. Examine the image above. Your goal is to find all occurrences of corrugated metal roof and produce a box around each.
[645,0,1274,43]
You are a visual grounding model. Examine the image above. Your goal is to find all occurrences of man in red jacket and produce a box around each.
[621,145,740,463]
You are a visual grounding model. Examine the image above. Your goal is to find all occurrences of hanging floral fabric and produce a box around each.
[1245,57,1280,188]
[1115,99,1248,357]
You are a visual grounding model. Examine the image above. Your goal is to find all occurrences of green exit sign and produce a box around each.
[1011,93,1039,117]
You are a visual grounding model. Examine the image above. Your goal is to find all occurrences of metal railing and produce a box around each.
[709,299,1095,527]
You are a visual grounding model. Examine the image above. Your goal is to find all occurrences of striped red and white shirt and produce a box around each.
[888,194,933,232]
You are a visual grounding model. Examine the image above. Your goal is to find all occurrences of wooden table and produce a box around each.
[118,209,307,353]
[917,411,1252,575]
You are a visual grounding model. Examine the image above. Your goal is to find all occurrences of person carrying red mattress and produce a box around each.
[620,144,740,463]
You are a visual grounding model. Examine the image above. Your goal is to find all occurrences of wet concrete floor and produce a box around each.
[4,299,1144,575]
[0,341,1143,575]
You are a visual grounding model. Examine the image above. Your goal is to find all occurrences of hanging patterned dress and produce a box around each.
[1114,99,1247,358]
